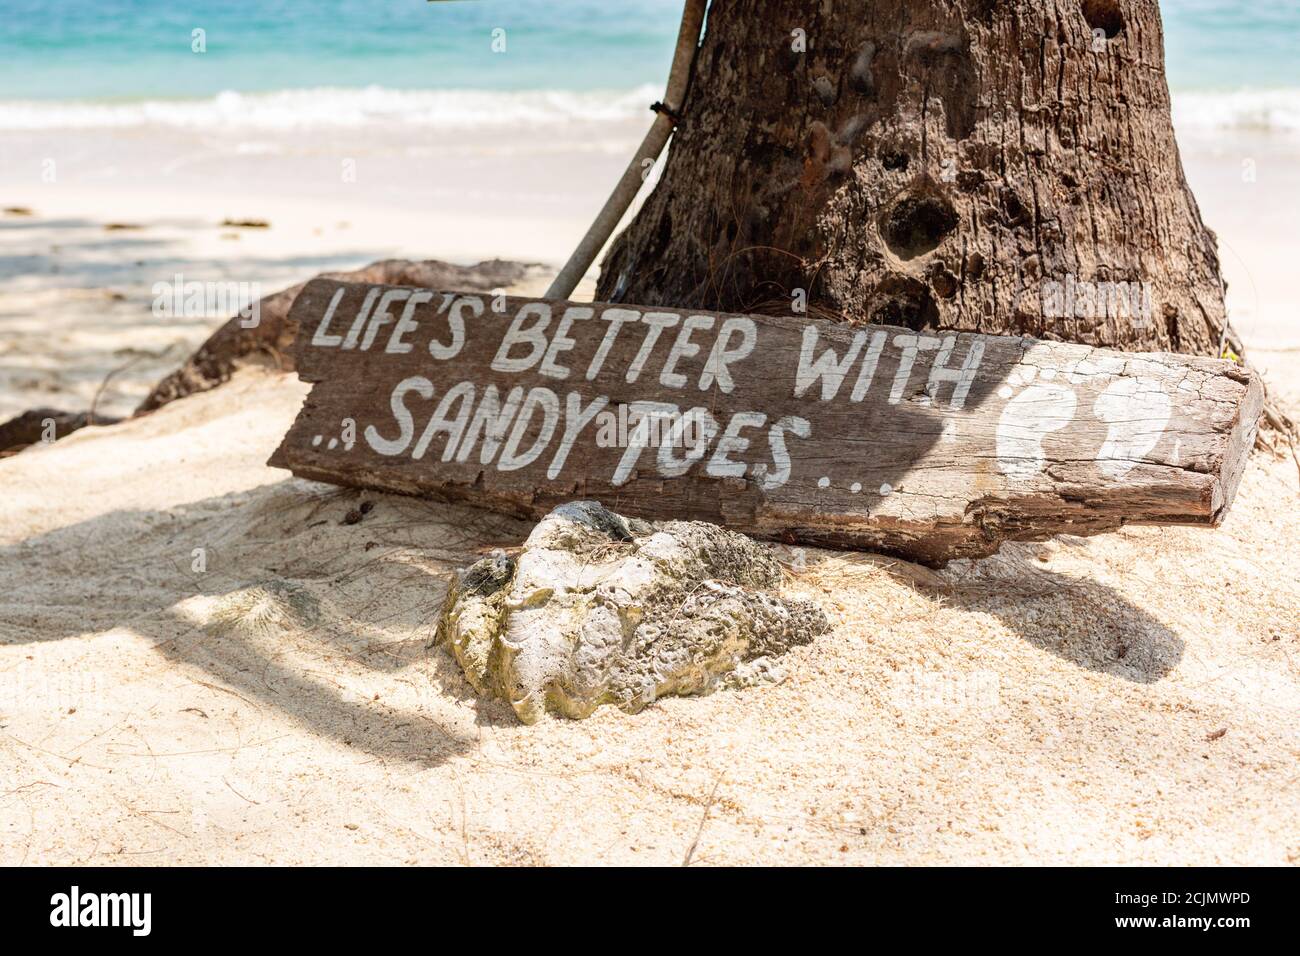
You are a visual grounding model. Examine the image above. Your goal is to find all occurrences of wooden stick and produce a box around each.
[543,0,707,300]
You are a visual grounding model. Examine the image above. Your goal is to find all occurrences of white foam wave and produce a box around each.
[1172,88,1300,135]
[0,85,661,132]
[3,84,1297,138]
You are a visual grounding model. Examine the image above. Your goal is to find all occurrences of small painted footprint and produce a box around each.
[995,365,1077,478]
[996,362,1174,480]
[1092,376,1172,478]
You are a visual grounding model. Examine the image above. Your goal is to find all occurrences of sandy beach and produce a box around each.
[1,111,1296,417]
[0,108,651,419]
[1,362,1297,865]
[2,97,1299,864]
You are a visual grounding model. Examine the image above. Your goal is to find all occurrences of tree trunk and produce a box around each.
[597,0,1229,357]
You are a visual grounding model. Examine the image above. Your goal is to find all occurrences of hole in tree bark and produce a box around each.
[880,149,910,171]
[930,262,958,299]
[1163,304,1182,350]
[1082,0,1124,39]
[653,210,674,259]
[881,193,958,260]
[1002,189,1029,226]
[872,274,939,331]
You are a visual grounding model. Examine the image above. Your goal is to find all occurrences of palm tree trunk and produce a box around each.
[598,0,1231,357]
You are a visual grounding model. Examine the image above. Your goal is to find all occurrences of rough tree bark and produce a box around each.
[598,0,1233,358]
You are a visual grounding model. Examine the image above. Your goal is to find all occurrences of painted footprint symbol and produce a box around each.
[1092,376,1172,479]
[995,366,1077,479]
[996,366,1174,480]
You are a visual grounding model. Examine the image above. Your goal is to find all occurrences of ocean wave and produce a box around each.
[1171,88,1300,134]
[2,84,1298,136]
[0,85,661,132]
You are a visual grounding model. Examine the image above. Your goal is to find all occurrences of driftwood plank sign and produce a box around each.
[270,279,1262,564]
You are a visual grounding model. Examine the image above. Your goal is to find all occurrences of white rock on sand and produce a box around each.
[1,362,1297,865]
[439,500,829,724]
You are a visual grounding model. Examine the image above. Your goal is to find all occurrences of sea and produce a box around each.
[0,0,1296,137]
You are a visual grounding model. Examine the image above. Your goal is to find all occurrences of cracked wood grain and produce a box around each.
[269,279,1262,565]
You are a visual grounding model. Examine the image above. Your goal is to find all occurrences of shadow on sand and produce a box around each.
[2,472,1182,777]
[1,481,537,768]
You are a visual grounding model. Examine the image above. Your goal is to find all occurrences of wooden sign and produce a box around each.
[269,279,1262,564]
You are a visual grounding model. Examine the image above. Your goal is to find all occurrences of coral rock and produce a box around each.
[437,501,829,724]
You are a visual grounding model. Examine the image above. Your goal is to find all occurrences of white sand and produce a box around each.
[1,120,1298,865]
[0,363,1296,865]
[0,124,1295,419]
[0,113,649,419]
[0,186,597,421]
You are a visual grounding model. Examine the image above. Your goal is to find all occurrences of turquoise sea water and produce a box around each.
[0,0,680,99]
[0,0,1296,129]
